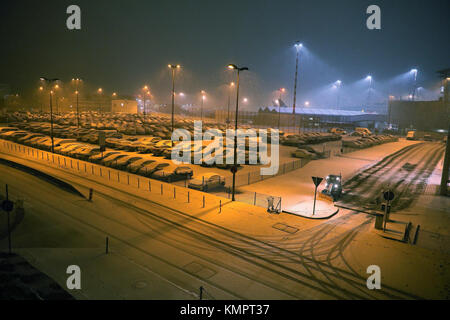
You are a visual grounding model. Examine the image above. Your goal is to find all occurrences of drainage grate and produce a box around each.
[272,223,299,234]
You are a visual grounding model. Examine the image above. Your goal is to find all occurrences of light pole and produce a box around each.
[97,88,103,113]
[278,88,285,129]
[39,86,44,112]
[226,82,235,128]
[410,69,418,101]
[40,77,59,153]
[72,78,82,128]
[168,64,181,145]
[54,84,60,114]
[200,90,206,121]
[335,80,342,110]
[142,85,149,116]
[292,42,302,131]
[227,64,248,202]
[366,75,373,108]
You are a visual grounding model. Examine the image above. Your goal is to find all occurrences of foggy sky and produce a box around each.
[1,0,449,109]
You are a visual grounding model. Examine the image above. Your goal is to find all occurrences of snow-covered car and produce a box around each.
[188,173,225,191]
[151,165,193,182]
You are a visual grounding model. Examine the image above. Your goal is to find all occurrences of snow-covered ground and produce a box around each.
[0,138,448,299]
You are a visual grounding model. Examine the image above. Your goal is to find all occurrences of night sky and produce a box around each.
[1,0,449,108]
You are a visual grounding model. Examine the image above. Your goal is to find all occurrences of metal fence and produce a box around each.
[222,158,308,188]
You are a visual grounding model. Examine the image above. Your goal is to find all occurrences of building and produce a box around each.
[388,100,448,132]
[216,107,387,130]
[111,99,138,113]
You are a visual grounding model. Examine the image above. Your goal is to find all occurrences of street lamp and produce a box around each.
[292,41,303,131]
[227,82,235,128]
[97,88,103,112]
[278,88,285,129]
[200,90,206,121]
[40,77,59,153]
[39,86,44,113]
[227,64,248,202]
[168,64,181,145]
[366,75,373,107]
[410,69,418,101]
[72,78,82,128]
[142,85,149,115]
[335,80,342,110]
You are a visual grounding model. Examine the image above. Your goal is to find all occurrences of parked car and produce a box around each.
[89,151,120,163]
[126,159,156,173]
[110,156,143,170]
[137,162,170,177]
[188,173,225,191]
[291,148,317,159]
[151,165,193,182]
[102,153,129,167]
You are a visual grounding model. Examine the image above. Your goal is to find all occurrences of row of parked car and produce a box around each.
[280,132,341,147]
[342,135,398,149]
[0,126,195,183]
[1,125,230,191]
[6,111,242,140]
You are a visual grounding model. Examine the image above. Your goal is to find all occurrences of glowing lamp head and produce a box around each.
[410,69,418,74]
[366,75,372,81]
[227,64,237,70]
[304,101,310,107]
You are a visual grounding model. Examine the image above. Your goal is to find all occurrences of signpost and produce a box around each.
[383,189,395,231]
[1,184,14,255]
[311,176,323,216]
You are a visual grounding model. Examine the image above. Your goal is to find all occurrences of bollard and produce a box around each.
[118,172,120,182]
[161,184,163,195]
[138,178,140,189]
[88,188,94,201]
[188,191,190,203]
[100,168,102,177]
[173,187,176,199]
[127,175,130,185]
[105,237,109,254]
[108,170,111,180]
[149,181,151,192]
[202,195,205,208]
[254,192,257,205]
[219,200,222,213]
[77,161,80,171]
[85,163,87,172]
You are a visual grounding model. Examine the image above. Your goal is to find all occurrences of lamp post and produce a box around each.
[142,85,149,116]
[278,88,285,129]
[292,42,302,132]
[410,69,418,101]
[97,88,103,113]
[168,64,181,145]
[40,77,59,153]
[227,82,235,128]
[39,86,44,113]
[366,75,373,108]
[200,90,206,121]
[227,64,248,202]
[54,84,60,114]
[72,78,82,128]
[335,80,342,110]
